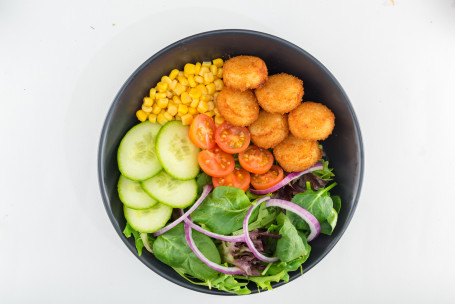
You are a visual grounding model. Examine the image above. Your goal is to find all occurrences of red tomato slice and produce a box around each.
[215,123,251,154]
[212,167,251,192]
[189,114,216,150]
[239,145,274,174]
[250,165,284,190]
[198,146,235,177]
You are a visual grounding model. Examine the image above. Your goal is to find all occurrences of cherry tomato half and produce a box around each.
[239,145,274,174]
[250,165,284,190]
[189,114,216,150]
[198,146,235,177]
[212,167,251,192]
[215,123,251,154]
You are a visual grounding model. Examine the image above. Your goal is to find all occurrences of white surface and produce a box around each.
[1,0,455,303]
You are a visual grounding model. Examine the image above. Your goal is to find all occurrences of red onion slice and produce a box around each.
[183,215,245,242]
[265,199,321,241]
[249,162,323,195]
[153,185,213,237]
[184,222,244,275]
[243,196,279,263]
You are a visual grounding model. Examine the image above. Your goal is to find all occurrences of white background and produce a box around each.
[1,0,455,303]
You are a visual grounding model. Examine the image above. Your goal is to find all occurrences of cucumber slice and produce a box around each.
[156,121,200,180]
[117,121,162,181]
[124,203,172,233]
[118,175,157,210]
[141,171,197,208]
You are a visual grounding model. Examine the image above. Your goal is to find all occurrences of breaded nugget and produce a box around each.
[288,101,335,140]
[273,135,322,172]
[223,56,268,91]
[254,73,304,114]
[216,87,259,126]
[248,111,289,148]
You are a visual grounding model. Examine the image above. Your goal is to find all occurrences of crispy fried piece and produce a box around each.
[254,73,304,114]
[223,56,268,91]
[216,87,259,126]
[248,111,289,148]
[288,101,335,140]
[273,135,322,172]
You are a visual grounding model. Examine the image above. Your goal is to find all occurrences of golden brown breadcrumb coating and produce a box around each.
[288,101,335,140]
[248,111,289,148]
[273,135,322,172]
[216,87,259,126]
[223,56,268,91]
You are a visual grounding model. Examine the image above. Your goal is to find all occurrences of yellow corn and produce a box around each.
[157,113,168,125]
[161,76,172,85]
[157,98,169,108]
[152,104,161,115]
[143,97,153,107]
[178,104,188,115]
[205,83,216,95]
[136,110,148,122]
[210,65,217,75]
[148,114,157,124]
[166,90,173,98]
[184,63,196,75]
[175,114,182,120]
[187,76,197,88]
[169,80,178,90]
[163,112,173,121]
[178,76,189,86]
[189,88,202,99]
[149,88,157,99]
[160,109,166,115]
[156,92,166,99]
[181,92,192,104]
[215,115,225,125]
[199,66,210,76]
[204,72,214,84]
[201,94,211,102]
[205,111,215,117]
[217,67,223,79]
[194,62,201,75]
[212,58,223,67]
[188,107,197,115]
[156,82,168,92]
[142,105,152,113]
[194,75,204,84]
[190,98,200,108]
[214,108,220,115]
[172,83,186,96]
[178,71,185,77]
[197,101,210,113]
[172,96,181,104]
[167,104,178,116]
[208,101,215,111]
[169,69,179,80]
[196,84,208,95]
[181,114,193,125]
[202,61,211,68]
[214,79,224,91]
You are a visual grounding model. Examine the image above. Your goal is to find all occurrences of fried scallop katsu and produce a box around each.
[273,135,322,172]
[216,87,259,126]
[254,73,304,114]
[288,101,335,140]
[248,111,289,148]
[223,56,268,91]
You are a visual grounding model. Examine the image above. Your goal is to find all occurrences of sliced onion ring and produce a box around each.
[153,185,213,237]
[243,196,279,263]
[249,162,323,195]
[266,199,321,241]
[184,222,244,275]
[183,214,245,243]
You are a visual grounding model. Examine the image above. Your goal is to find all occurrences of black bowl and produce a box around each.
[98,29,364,295]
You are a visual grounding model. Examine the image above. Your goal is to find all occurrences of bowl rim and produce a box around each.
[98,28,364,296]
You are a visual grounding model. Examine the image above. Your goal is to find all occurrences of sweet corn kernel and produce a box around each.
[178,104,188,114]
[213,92,219,102]
[194,62,201,75]
[160,109,166,115]
[212,58,224,67]
[208,101,215,111]
[202,61,211,68]
[189,88,202,99]
[149,88,157,99]
[199,66,210,76]
[143,97,153,107]
[214,79,224,90]
[173,96,181,104]
[169,69,179,80]
[152,104,162,115]
[210,65,217,75]
[161,76,172,85]
[157,98,169,108]
[205,111,215,117]
[184,63,196,75]
[169,80,178,90]
[181,92,192,104]
[157,113,168,125]
[201,94,211,102]
[205,83,216,95]
[215,115,225,125]
[188,107,197,115]
[214,108,220,115]
[148,114,157,123]
[167,104,178,116]
[136,110,148,122]
[190,98,200,108]
[194,75,204,84]
[175,114,182,120]
[204,72,214,84]
[181,114,193,125]
[178,76,189,86]
[217,68,223,79]
[156,92,166,99]
[172,83,186,96]
[196,84,208,95]
[187,76,197,88]
[163,112,173,121]
[166,90,173,98]
[197,101,210,113]
[156,82,168,92]
[178,71,184,77]
[142,105,152,113]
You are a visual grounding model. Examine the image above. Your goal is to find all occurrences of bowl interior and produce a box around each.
[98,30,363,295]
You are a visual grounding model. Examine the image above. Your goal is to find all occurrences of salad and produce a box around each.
[117,56,339,294]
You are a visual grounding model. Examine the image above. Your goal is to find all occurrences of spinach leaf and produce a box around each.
[153,223,220,281]
[196,172,212,195]
[232,202,279,235]
[275,213,308,263]
[236,270,289,292]
[320,208,338,235]
[123,222,144,256]
[191,186,252,235]
[288,182,336,230]
[332,195,341,213]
